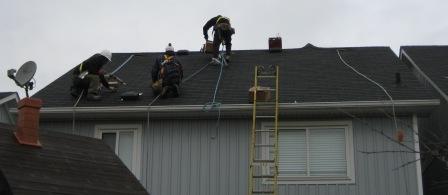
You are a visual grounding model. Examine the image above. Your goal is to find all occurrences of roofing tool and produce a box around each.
[7,61,37,97]
[105,74,127,90]
[120,91,143,101]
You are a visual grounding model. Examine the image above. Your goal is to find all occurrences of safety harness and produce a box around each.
[160,55,181,80]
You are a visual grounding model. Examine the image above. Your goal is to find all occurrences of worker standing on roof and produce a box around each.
[203,15,235,64]
[151,43,183,98]
[70,50,115,101]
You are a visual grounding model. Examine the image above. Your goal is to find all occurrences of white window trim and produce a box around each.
[94,124,142,179]
[262,120,355,184]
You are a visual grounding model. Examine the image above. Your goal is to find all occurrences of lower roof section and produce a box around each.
[28,99,440,120]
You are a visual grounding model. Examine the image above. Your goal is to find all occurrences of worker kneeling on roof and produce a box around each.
[70,50,116,101]
[151,43,183,98]
[203,15,235,64]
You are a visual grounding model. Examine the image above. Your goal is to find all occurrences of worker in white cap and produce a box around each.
[70,50,115,100]
[151,43,183,98]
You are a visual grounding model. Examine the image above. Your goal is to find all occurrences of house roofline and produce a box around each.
[400,49,448,102]
[31,99,439,115]
[0,92,19,105]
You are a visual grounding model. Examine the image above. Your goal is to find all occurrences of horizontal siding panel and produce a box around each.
[40,117,420,195]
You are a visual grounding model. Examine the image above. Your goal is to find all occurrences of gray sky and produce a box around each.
[1,0,447,98]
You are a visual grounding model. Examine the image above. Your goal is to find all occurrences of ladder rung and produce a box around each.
[252,163,276,167]
[255,144,275,147]
[256,102,276,105]
[257,75,276,78]
[252,190,274,194]
[254,159,275,163]
[255,129,275,132]
[253,175,275,178]
[256,115,276,118]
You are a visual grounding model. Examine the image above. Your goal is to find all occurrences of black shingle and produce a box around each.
[32,46,438,108]
[0,123,148,195]
[401,45,448,95]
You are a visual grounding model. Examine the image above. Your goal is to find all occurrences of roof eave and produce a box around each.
[29,99,440,119]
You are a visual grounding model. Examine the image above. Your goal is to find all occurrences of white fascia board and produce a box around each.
[0,93,19,105]
[400,50,448,102]
[36,99,440,114]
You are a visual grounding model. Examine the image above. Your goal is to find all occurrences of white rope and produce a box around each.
[336,49,398,130]
[71,89,84,135]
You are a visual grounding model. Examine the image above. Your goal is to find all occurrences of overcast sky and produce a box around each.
[1,0,447,98]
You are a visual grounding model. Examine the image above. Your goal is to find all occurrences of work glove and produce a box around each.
[204,34,208,41]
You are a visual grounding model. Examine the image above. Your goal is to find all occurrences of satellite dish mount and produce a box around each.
[7,61,37,98]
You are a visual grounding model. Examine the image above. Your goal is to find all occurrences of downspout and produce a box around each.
[413,114,424,195]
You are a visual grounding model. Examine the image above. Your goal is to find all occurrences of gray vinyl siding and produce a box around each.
[40,116,420,195]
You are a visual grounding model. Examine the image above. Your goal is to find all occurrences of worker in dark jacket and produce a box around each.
[203,15,235,64]
[151,43,183,98]
[70,50,115,101]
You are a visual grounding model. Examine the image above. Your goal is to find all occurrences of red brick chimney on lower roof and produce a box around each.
[14,97,43,147]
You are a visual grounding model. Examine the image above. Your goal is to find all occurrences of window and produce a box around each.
[263,121,355,184]
[95,124,142,179]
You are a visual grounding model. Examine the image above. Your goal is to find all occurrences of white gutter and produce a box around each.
[35,99,440,114]
[413,114,424,195]
[401,50,448,102]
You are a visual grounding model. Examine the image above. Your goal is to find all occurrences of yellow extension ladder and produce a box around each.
[249,65,279,195]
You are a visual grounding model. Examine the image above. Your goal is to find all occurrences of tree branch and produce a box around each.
[359,150,422,154]
[393,158,420,171]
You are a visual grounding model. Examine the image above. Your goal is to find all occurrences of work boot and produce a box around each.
[70,87,80,98]
[225,55,230,62]
[160,86,168,98]
[172,84,180,98]
[211,58,221,65]
[86,93,102,101]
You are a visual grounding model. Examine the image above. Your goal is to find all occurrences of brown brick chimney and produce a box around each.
[14,98,42,147]
[268,37,282,52]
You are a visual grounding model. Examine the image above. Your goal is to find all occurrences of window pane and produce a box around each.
[118,132,134,171]
[279,129,306,176]
[309,128,347,176]
[102,133,116,151]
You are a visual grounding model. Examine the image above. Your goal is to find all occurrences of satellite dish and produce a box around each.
[15,61,36,87]
[7,61,37,97]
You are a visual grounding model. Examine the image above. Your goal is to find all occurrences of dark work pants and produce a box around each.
[213,30,232,58]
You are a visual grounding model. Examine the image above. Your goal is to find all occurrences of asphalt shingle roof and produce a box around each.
[33,45,437,108]
[401,45,448,95]
[0,123,148,195]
